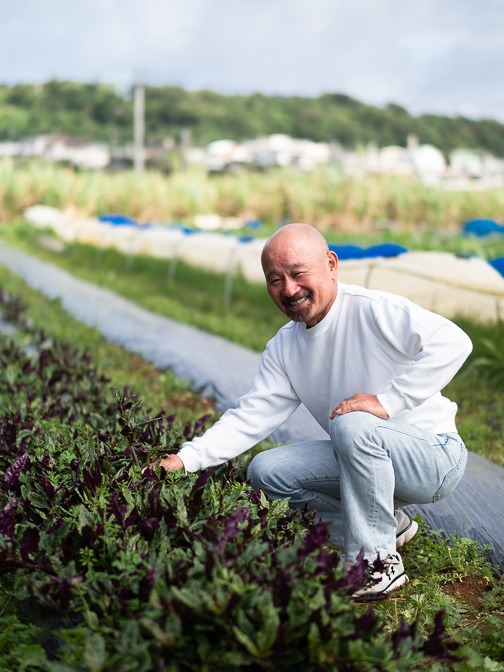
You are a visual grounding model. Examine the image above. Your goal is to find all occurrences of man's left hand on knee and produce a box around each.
[330,393,389,420]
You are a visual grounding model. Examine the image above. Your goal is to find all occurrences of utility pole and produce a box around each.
[180,127,191,171]
[133,75,145,174]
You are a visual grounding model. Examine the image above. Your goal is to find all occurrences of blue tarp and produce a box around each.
[244,219,262,230]
[328,243,408,260]
[364,243,409,258]
[99,213,263,233]
[98,214,140,227]
[489,257,504,278]
[462,219,504,237]
[328,244,365,259]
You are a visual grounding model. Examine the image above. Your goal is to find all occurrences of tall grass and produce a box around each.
[2,158,504,231]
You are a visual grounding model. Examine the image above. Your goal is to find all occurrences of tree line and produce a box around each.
[1,79,503,156]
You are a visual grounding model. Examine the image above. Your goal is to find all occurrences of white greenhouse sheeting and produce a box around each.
[337,252,504,322]
[24,205,504,322]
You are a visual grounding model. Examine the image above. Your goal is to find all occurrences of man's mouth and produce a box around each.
[283,294,310,308]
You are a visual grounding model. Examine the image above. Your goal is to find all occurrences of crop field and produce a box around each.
[2,158,504,234]
[0,272,502,671]
[0,165,503,670]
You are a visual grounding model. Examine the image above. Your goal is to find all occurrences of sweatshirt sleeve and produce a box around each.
[374,299,473,418]
[177,340,301,472]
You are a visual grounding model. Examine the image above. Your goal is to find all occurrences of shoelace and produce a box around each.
[378,554,401,580]
[384,563,397,579]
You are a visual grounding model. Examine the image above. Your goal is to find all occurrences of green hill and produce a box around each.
[1,80,503,155]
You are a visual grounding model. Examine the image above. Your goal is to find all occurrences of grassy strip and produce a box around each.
[0,264,216,425]
[2,219,288,351]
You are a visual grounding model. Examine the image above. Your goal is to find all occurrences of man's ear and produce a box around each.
[328,250,339,270]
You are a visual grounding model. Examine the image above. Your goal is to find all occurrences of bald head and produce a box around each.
[261,223,329,269]
[261,223,338,328]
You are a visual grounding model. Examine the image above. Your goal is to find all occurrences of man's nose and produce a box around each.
[283,277,300,296]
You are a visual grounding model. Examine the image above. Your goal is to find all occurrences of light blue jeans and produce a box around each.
[247,411,467,563]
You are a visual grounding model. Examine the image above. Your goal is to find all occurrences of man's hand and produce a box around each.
[330,393,389,420]
[142,454,184,474]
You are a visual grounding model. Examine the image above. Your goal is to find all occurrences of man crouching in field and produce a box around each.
[148,223,472,598]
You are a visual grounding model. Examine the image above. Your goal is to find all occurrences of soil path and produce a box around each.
[0,242,502,573]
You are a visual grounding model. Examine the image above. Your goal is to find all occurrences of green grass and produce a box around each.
[373,521,504,667]
[0,264,216,426]
[443,317,504,467]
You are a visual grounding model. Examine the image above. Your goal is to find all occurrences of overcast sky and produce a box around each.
[1,0,503,122]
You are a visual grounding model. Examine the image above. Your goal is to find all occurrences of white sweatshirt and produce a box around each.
[178,283,473,472]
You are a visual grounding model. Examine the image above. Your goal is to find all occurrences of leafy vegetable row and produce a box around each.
[0,290,460,671]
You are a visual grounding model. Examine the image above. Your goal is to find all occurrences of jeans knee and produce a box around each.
[246,451,270,491]
[247,448,298,501]
[330,411,363,443]
[329,411,377,457]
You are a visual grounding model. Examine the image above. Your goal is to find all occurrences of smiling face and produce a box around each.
[261,224,339,328]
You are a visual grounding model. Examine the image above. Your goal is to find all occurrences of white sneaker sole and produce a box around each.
[396,518,418,548]
[353,572,409,600]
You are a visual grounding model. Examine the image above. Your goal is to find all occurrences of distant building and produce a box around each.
[0,141,21,157]
[43,135,111,170]
[197,134,331,173]
[360,135,446,184]
[1,134,111,170]
[205,139,251,172]
[2,130,503,189]
[445,148,504,189]
[450,148,484,178]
